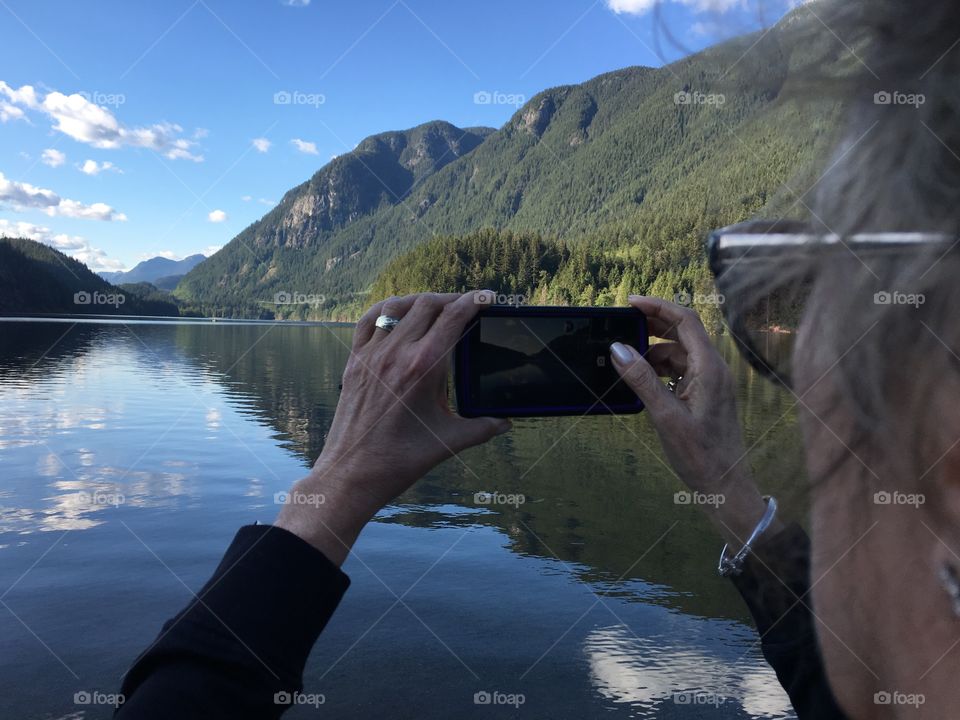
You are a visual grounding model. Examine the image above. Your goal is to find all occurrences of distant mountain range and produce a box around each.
[175,3,839,320]
[100,254,206,290]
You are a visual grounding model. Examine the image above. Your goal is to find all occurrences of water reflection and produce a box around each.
[585,625,792,718]
[0,320,807,621]
[0,319,804,719]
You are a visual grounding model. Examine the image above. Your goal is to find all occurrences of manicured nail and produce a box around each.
[610,342,634,364]
[475,289,496,305]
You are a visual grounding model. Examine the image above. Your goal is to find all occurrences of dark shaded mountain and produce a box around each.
[101,254,206,285]
[153,274,187,291]
[178,5,842,320]
[0,237,180,316]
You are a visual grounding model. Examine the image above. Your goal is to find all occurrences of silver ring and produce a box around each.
[375,315,401,332]
[668,376,683,393]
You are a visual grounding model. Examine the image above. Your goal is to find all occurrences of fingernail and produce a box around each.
[496,420,513,435]
[610,342,634,365]
[475,289,496,305]
[628,294,643,302]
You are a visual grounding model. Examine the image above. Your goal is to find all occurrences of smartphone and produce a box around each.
[454,306,648,418]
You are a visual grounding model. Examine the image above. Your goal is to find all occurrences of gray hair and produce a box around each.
[764,0,960,491]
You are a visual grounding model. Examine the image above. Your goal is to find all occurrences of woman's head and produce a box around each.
[783,1,960,715]
[794,249,960,717]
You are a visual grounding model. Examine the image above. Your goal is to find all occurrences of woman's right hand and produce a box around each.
[609,295,780,546]
[275,291,511,564]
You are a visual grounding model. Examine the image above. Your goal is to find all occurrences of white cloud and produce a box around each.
[258,198,276,206]
[79,159,121,175]
[0,171,127,221]
[291,138,318,155]
[282,0,310,6]
[252,137,271,153]
[140,250,180,260]
[55,199,128,221]
[208,209,228,223]
[1,103,25,122]
[690,20,711,35]
[607,0,656,12]
[0,218,125,271]
[607,0,744,14]
[41,149,66,167]
[0,81,203,161]
[0,218,52,240]
[202,244,222,256]
[0,174,58,208]
[241,195,253,202]
[161,136,203,162]
[0,81,40,109]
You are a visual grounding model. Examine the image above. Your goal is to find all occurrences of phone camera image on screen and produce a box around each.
[454,307,648,418]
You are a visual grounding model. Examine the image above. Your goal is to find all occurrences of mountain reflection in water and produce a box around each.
[0,319,802,719]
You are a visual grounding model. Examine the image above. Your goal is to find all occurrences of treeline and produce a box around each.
[369,228,724,330]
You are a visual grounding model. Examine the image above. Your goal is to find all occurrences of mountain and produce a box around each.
[101,254,206,286]
[0,237,180,316]
[178,5,841,320]
[176,120,494,317]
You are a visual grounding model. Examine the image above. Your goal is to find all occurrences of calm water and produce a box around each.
[0,319,807,719]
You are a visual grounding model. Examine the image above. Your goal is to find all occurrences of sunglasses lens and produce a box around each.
[708,220,818,388]
[715,262,812,388]
[727,295,799,386]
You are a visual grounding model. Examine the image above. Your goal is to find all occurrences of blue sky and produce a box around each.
[0,0,802,272]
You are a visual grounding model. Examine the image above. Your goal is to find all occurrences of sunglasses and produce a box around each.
[707,220,953,388]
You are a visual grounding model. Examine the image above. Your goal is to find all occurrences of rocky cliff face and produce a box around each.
[245,121,493,249]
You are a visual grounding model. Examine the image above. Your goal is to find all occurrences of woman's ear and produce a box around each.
[922,444,960,626]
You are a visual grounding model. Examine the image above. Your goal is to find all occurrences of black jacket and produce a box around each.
[115,522,845,718]
[729,522,846,718]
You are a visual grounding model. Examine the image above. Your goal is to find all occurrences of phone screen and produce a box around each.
[454,307,648,417]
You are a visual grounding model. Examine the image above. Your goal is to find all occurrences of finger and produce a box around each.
[421,290,493,350]
[354,298,391,348]
[629,295,713,355]
[610,341,678,417]
[445,414,512,454]
[369,294,420,343]
[390,292,462,342]
[645,342,688,378]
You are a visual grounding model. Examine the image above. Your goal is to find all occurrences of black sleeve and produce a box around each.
[730,522,847,719]
[116,524,350,719]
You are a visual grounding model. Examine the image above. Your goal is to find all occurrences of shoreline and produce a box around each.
[0,314,356,327]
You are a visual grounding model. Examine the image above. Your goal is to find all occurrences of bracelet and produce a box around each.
[717,496,778,577]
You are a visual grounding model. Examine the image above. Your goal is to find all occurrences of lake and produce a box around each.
[0,319,808,719]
